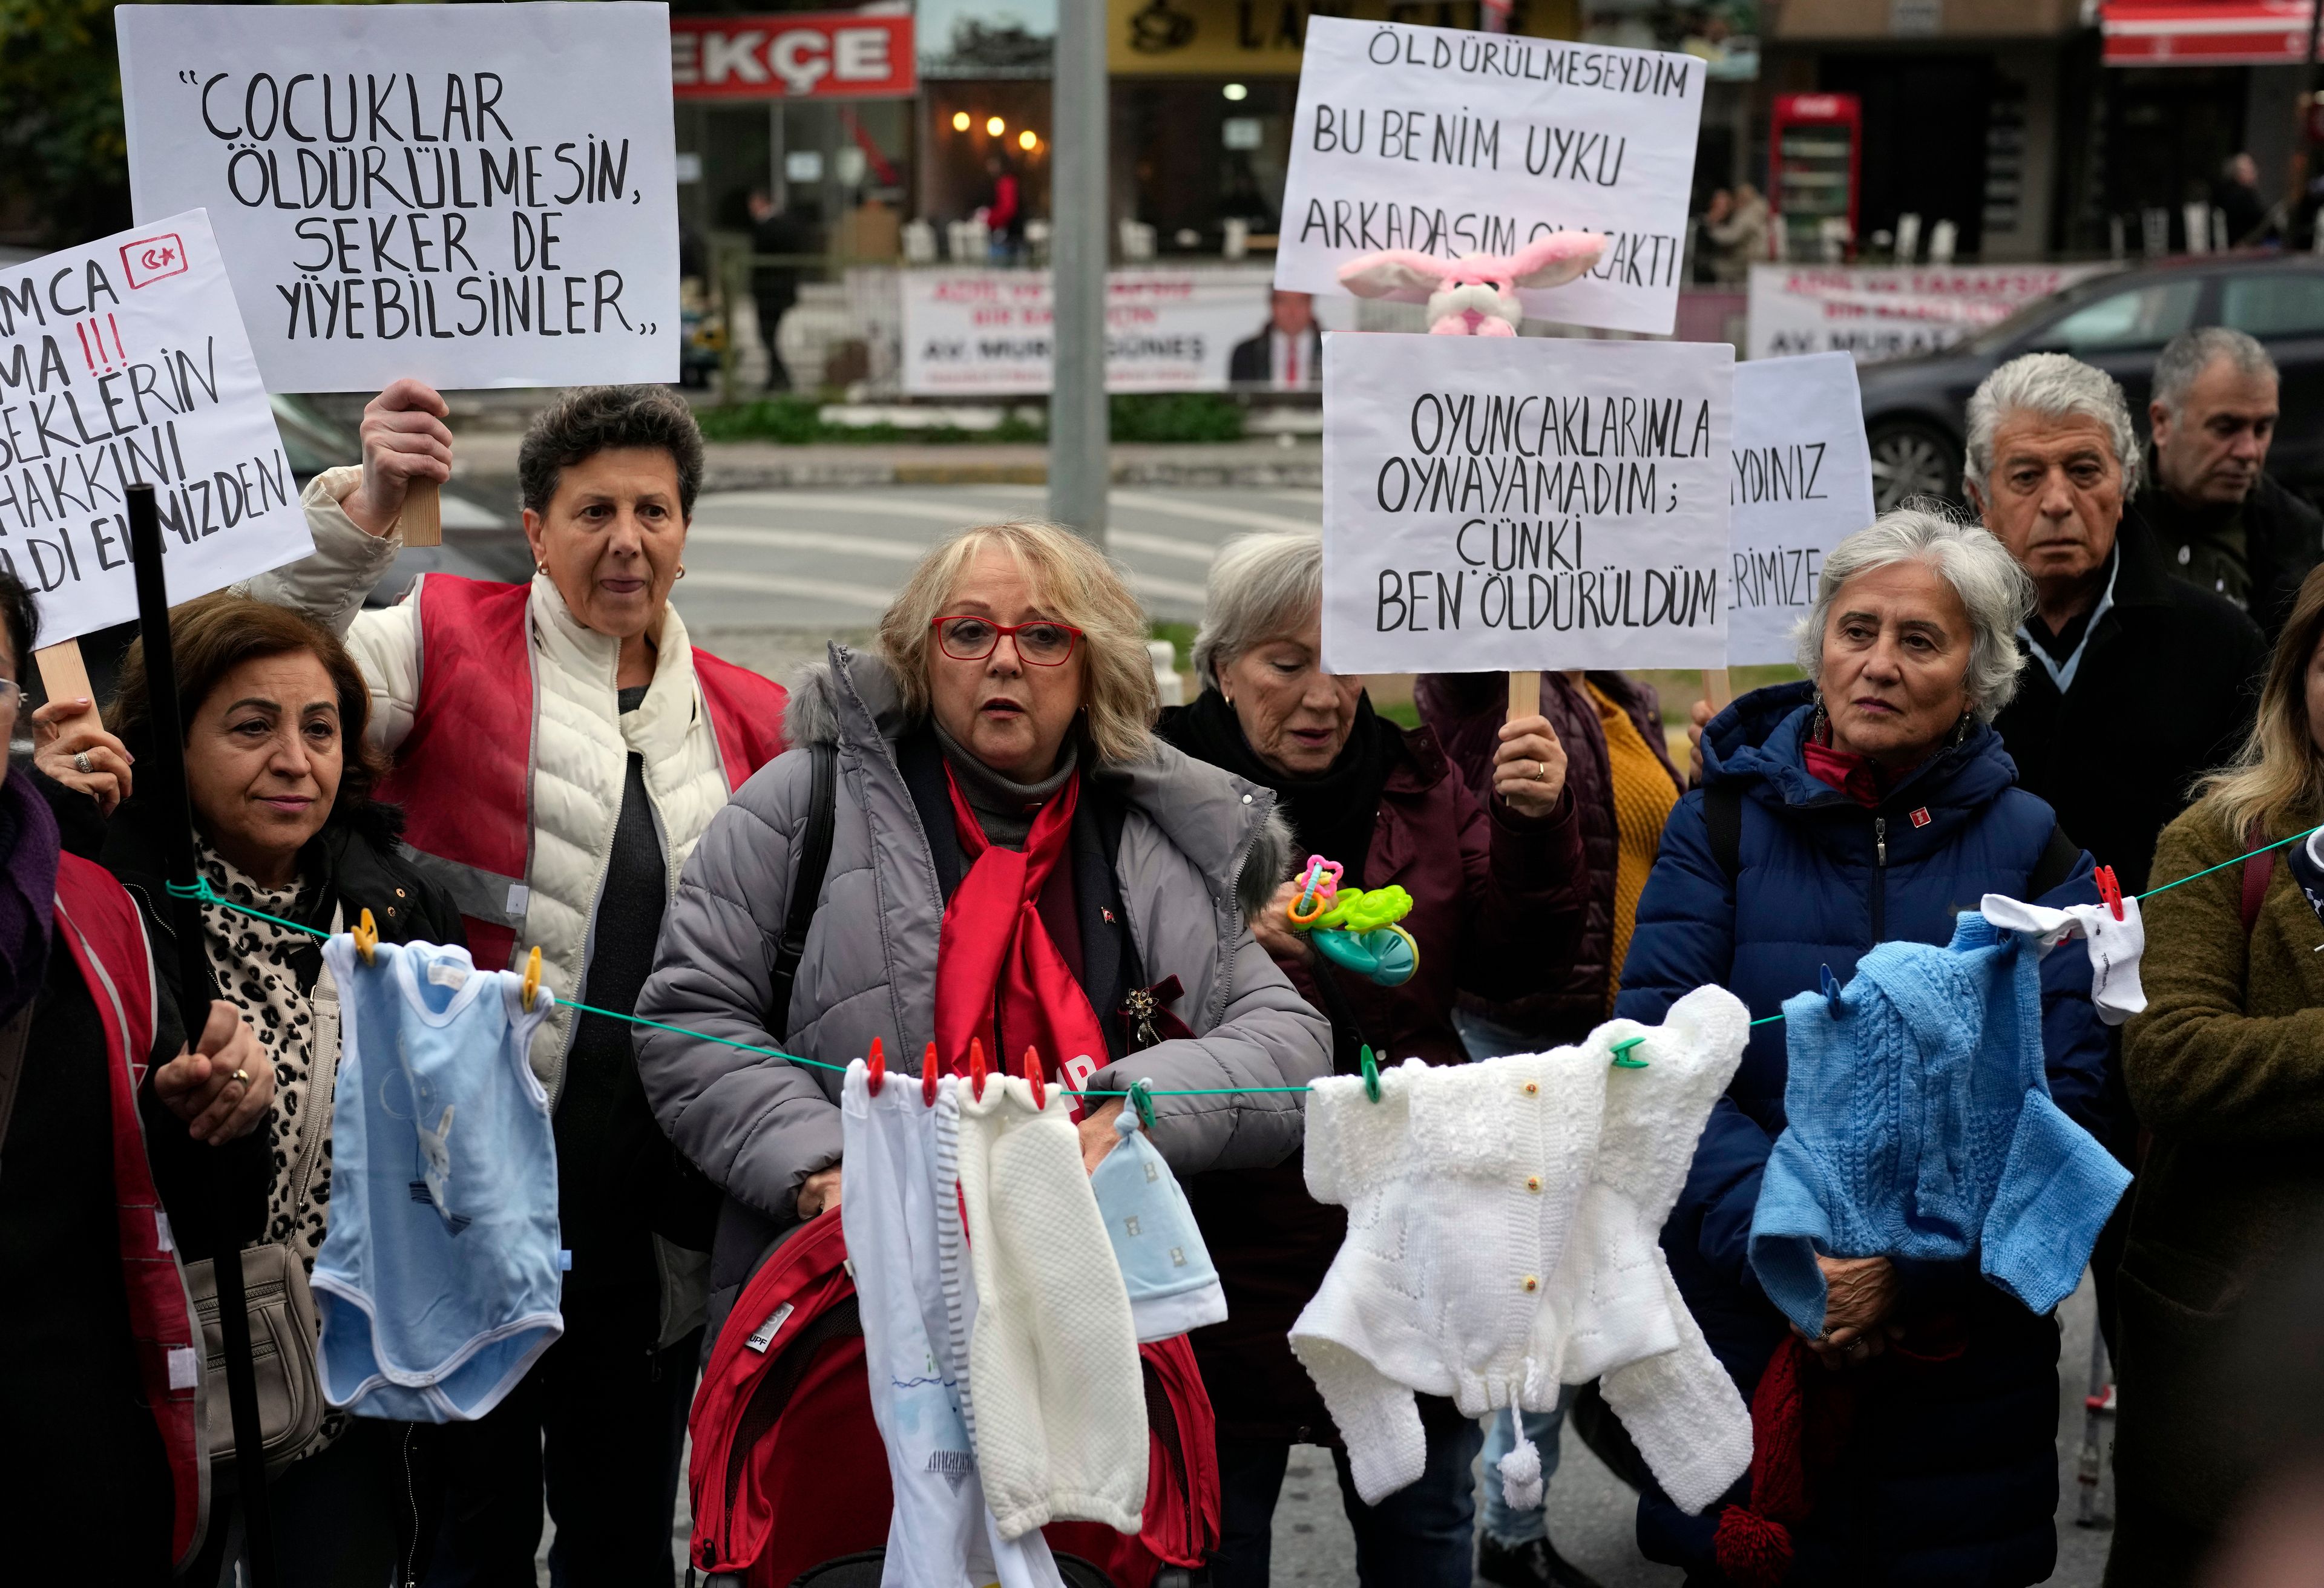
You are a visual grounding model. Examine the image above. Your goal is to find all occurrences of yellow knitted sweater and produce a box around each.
[1589,681,1681,1013]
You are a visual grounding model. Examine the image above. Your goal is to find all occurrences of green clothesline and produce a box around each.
[165,821,2320,1094]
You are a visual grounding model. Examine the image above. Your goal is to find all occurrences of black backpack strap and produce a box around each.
[2026,821,2083,902]
[1704,783,1744,885]
[768,743,838,1042]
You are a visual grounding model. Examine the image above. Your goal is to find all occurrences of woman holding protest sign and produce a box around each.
[248,379,789,1586]
[1154,531,1587,1588]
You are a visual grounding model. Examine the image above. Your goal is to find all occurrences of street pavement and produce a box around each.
[572,482,2119,1587]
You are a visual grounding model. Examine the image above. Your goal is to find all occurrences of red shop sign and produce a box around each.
[670,13,915,100]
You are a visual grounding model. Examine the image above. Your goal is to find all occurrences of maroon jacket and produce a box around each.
[1186,719,1587,1443]
[1416,670,1683,1045]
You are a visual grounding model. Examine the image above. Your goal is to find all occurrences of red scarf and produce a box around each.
[1712,1336,1860,1587]
[934,768,1111,1110]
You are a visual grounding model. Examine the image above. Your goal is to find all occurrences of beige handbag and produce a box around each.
[186,947,342,1474]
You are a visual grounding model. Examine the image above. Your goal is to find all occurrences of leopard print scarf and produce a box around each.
[198,844,331,1271]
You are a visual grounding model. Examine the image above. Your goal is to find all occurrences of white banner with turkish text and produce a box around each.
[1745,263,2115,363]
[1725,352,1876,665]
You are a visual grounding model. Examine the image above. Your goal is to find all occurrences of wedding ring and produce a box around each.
[230,1068,250,1086]
[73,751,92,775]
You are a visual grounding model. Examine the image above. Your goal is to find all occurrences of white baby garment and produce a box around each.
[953,1073,1147,1540]
[1978,891,2147,1024]
[312,937,559,1422]
[838,1063,1060,1588]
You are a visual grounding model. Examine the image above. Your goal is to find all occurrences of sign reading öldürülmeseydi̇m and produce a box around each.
[0,209,312,644]
[1322,333,1733,675]
[116,3,680,392]
[1276,16,1706,336]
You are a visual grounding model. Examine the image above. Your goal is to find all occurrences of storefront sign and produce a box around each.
[116,2,681,393]
[0,211,311,644]
[1108,0,1574,77]
[671,13,915,99]
[901,266,1284,393]
[1322,333,1734,674]
[1745,263,2113,363]
[1275,16,1707,337]
[1725,353,1873,666]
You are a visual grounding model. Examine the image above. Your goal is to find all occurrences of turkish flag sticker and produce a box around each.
[1909,807,1932,828]
[120,233,188,289]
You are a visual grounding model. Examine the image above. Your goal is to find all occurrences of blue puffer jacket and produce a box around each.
[1615,682,2112,1587]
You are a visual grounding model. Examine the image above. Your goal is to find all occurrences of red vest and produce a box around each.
[54,853,208,1571]
[376,576,790,969]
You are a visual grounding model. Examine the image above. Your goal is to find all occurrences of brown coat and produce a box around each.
[2115,798,2324,1560]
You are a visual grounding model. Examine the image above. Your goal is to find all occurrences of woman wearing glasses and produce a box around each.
[634,519,1331,1488]
[247,378,789,1587]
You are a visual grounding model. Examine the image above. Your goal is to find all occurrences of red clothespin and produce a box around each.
[2095,864,2124,922]
[866,1036,885,1096]
[1021,1046,1045,1110]
[921,1041,940,1107]
[968,1037,988,1101]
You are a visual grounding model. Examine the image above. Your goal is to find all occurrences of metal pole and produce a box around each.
[127,484,280,1587]
[1046,0,1109,543]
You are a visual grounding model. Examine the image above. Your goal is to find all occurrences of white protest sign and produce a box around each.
[1276,16,1703,337]
[0,210,311,645]
[116,3,680,393]
[1323,332,1732,674]
[1725,353,1874,666]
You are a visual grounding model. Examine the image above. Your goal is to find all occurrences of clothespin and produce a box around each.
[352,907,379,966]
[1129,1078,1157,1131]
[2095,864,2124,922]
[1819,964,1844,1015]
[921,1041,940,1107]
[1359,1042,1382,1104]
[521,945,542,1011]
[866,1036,885,1096]
[1609,1035,1648,1069]
[1020,1046,1045,1109]
[968,1037,988,1102]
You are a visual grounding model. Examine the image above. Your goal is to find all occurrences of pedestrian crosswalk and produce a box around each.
[673,485,1322,628]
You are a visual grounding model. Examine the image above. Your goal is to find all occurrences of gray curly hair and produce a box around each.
[1795,508,2035,722]
[1963,352,2142,501]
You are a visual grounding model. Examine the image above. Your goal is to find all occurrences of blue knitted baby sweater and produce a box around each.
[1748,911,2131,1336]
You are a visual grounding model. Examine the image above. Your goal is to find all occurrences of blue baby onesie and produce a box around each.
[312,937,560,1422]
[1750,911,2132,1336]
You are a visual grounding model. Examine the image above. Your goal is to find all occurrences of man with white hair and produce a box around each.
[1971,352,2267,895]
[2135,324,2320,640]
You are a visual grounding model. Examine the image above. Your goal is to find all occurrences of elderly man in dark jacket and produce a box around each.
[1621,509,2114,1587]
[2134,325,2322,643]
[1972,352,2268,897]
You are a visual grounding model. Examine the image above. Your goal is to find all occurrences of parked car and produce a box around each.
[269,394,531,605]
[1857,254,2324,510]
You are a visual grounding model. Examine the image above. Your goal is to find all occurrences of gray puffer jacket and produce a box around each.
[635,644,1329,1307]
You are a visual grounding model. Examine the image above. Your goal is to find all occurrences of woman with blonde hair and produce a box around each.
[635,514,1328,1329]
[2111,565,2324,1586]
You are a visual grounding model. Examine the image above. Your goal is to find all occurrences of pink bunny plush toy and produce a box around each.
[1336,231,1609,336]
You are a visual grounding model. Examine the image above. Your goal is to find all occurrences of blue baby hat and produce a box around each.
[1089,1107,1229,1342]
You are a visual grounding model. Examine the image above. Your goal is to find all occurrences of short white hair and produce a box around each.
[2153,325,2276,414]
[1795,508,2035,722]
[1964,352,2142,500]
[1192,531,1322,689]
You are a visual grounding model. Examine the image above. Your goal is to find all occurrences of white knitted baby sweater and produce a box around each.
[1290,986,1753,1512]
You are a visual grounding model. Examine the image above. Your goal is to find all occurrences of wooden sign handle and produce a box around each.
[1506,669,1540,724]
[401,478,443,547]
[1700,668,1732,714]
[33,639,101,727]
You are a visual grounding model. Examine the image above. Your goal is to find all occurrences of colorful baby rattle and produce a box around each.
[1286,855,1419,987]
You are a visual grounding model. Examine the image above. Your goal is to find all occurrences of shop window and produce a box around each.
[2221,274,2324,340]
[2034,280,2201,353]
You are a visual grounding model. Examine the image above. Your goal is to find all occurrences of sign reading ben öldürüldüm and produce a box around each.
[1322,333,1733,675]
[116,2,681,392]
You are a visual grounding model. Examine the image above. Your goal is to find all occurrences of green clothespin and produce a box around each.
[1359,1043,1382,1103]
[1129,1078,1157,1131]
[1610,1036,1648,1069]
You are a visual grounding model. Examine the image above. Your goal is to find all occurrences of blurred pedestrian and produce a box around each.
[1228,290,1322,391]
[1702,183,1768,284]
[1623,509,2112,1584]
[1155,532,1587,1588]
[2213,153,2268,249]
[747,188,809,392]
[983,153,1025,263]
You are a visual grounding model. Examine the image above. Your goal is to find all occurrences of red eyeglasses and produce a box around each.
[931,615,1083,666]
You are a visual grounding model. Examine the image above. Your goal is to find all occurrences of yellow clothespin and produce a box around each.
[522,945,543,1011]
[352,908,379,966]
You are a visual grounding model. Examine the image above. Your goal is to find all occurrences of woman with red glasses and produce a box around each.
[635,519,1330,1541]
